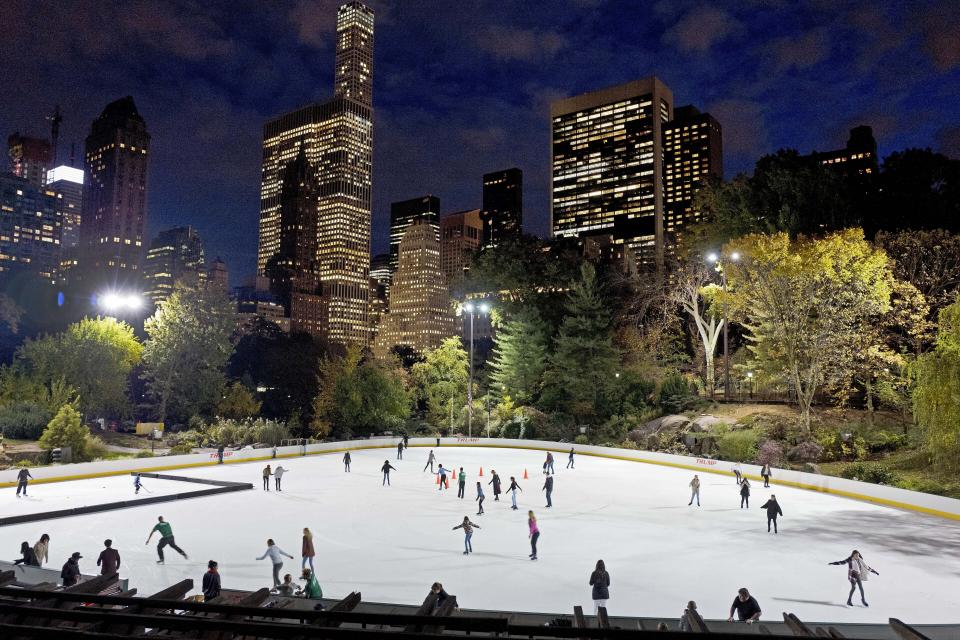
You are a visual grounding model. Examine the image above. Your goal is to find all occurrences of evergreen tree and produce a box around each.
[411,337,469,429]
[912,297,960,472]
[39,405,88,460]
[489,307,549,405]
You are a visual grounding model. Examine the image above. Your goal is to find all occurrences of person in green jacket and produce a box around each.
[145,516,188,564]
[300,568,323,600]
[457,468,467,499]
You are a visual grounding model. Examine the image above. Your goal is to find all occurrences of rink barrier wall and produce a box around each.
[3,437,959,521]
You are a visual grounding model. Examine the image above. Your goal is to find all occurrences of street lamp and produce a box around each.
[706,251,739,402]
[746,371,754,400]
[462,300,491,438]
[98,291,144,316]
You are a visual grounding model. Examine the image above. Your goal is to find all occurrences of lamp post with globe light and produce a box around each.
[706,251,739,402]
[462,301,491,438]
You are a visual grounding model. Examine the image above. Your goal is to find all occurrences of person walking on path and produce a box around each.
[543,472,554,508]
[830,550,880,607]
[733,463,743,485]
[761,464,772,488]
[60,552,82,587]
[202,560,221,601]
[589,559,611,614]
[343,451,351,472]
[488,470,502,501]
[274,465,287,491]
[476,482,485,515]
[97,539,121,576]
[256,538,294,587]
[301,568,323,599]
[146,516,188,564]
[452,516,481,554]
[424,450,436,473]
[134,473,143,495]
[688,475,701,507]
[262,465,272,491]
[567,448,575,469]
[397,441,404,460]
[33,534,49,566]
[301,528,316,573]
[457,468,467,498]
[739,478,751,508]
[381,460,397,486]
[761,495,783,533]
[16,467,32,497]
[508,476,523,510]
[14,541,39,567]
[727,588,762,623]
[528,511,540,560]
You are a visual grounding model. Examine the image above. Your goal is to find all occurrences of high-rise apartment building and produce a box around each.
[207,256,229,292]
[257,2,374,348]
[0,173,61,281]
[663,105,723,256]
[8,133,52,188]
[440,208,483,285]
[143,226,206,305]
[79,96,150,290]
[389,195,439,273]
[811,125,878,185]
[374,219,455,356]
[45,165,84,249]
[370,252,392,288]
[268,150,320,313]
[551,77,674,270]
[481,168,522,249]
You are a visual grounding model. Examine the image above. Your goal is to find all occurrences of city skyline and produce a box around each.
[2,1,958,284]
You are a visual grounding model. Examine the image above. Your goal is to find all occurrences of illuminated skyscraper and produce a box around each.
[389,195,439,273]
[481,168,522,249]
[551,77,673,270]
[7,133,51,188]
[0,173,61,282]
[143,226,206,305]
[79,96,150,290]
[257,1,374,348]
[440,208,482,285]
[45,165,84,249]
[207,257,229,292]
[663,105,723,259]
[374,219,455,356]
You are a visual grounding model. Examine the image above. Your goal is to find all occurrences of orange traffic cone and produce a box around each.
[523,469,528,480]
[479,467,484,477]
[452,468,456,480]
[436,474,440,485]
[445,478,449,489]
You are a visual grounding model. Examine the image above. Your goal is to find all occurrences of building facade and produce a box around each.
[78,96,150,290]
[8,133,51,188]
[551,77,674,271]
[389,195,439,273]
[375,219,455,356]
[207,257,229,292]
[142,226,206,305]
[0,173,61,282]
[811,125,878,186]
[45,165,84,250]
[440,208,482,285]
[257,2,375,348]
[481,168,522,249]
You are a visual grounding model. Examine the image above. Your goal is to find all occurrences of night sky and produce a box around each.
[2,1,958,285]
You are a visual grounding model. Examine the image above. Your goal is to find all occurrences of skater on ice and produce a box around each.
[543,452,555,474]
[146,515,189,564]
[273,465,287,491]
[688,474,701,507]
[567,448,575,469]
[134,473,143,494]
[476,481,485,514]
[16,467,32,497]
[457,467,466,498]
[13,541,40,567]
[381,460,397,486]
[761,463,772,488]
[542,471,553,508]
[452,516,481,554]
[202,560,221,601]
[727,587,762,623]
[761,494,783,533]
[528,510,540,560]
[740,478,751,508]
[343,451,351,472]
[33,534,49,566]
[397,441,404,460]
[437,464,448,490]
[403,434,409,449]
[424,449,436,473]
[61,551,82,587]
[733,462,743,485]
[589,559,610,613]
[97,539,121,576]
[262,465,272,491]
[301,527,315,573]
[507,476,522,510]
[256,538,294,587]
[829,550,880,607]
[488,470,501,501]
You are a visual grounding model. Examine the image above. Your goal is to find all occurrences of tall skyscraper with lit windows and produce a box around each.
[257,1,374,348]
[481,168,522,249]
[389,195,439,273]
[551,77,674,270]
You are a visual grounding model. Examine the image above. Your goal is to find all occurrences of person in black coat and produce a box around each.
[488,470,502,501]
[589,559,611,614]
[739,478,751,508]
[397,441,404,460]
[430,581,450,611]
[760,495,783,533]
[61,552,82,587]
[343,451,351,472]
[202,560,221,601]
[14,541,40,567]
[542,472,554,508]
[381,460,397,486]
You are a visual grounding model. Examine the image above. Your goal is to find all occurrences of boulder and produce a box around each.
[689,415,725,432]
[657,415,691,432]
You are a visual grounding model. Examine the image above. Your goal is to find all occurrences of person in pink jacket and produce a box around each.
[528,511,540,560]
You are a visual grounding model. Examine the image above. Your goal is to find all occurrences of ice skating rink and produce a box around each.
[2,446,959,623]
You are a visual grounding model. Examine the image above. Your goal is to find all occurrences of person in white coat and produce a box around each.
[829,550,880,607]
[273,466,287,491]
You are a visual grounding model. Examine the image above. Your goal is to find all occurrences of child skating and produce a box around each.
[437,464,448,490]
[452,516,481,554]
[381,460,397,486]
[476,481,485,514]
[507,476,522,510]
[528,510,540,560]
[134,473,143,495]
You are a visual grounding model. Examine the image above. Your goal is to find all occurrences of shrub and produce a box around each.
[593,415,631,445]
[716,429,760,462]
[756,439,784,466]
[818,432,868,462]
[168,442,194,455]
[135,450,155,458]
[658,373,700,414]
[39,405,89,461]
[535,412,576,442]
[0,401,54,440]
[85,435,110,460]
[787,440,824,463]
[574,434,589,445]
[619,439,639,450]
[864,430,908,453]
[840,462,900,485]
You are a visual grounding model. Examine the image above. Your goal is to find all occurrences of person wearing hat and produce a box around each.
[97,539,121,576]
[61,552,82,586]
[202,560,221,601]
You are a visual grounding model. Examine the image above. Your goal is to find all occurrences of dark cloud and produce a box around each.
[937,126,960,160]
[473,26,568,62]
[662,5,742,53]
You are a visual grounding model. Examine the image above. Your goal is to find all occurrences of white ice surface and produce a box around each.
[1,474,195,516]
[1,447,958,624]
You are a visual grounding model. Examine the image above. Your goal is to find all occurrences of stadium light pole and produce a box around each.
[97,291,145,318]
[706,251,739,402]
[462,301,491,438]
